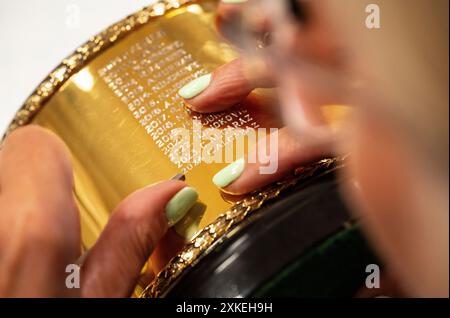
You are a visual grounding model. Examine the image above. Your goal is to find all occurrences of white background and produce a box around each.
[0,0,157,134]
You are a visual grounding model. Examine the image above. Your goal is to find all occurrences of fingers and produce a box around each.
[216,0,249,46]
[80,181,198,297]
[179,58,275,113]
[217,0,247,25]
[179,1,275,113]
[212,127,332,195]
[216,0,271,48]
[0,126,80,297]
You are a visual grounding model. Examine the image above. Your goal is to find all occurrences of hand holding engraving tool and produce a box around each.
[179,0,352,195]
[5,0,447,298]
[0,126,198,297]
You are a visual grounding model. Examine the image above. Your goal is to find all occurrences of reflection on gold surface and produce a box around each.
[72,69,95,92]
[32,0,277,250]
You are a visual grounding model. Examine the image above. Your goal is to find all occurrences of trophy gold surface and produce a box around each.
[5,0,377,297]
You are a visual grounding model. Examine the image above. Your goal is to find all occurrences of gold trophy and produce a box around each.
[5,0,377,297]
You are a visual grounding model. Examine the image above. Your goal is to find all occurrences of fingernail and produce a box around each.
[178,74,212,99]
[222,0,247,3]
[173,202,206,241]
[212,158,245,188]
[165,187,199,227]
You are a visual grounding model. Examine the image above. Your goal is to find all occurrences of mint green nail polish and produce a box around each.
[165,187,198,227]
[222,0,247,3]
[212,158,245,188]
[178,74,212,99]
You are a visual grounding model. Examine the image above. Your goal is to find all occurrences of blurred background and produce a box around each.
[0,0,157,133]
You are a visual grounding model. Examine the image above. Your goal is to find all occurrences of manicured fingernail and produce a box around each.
[173,202,206,241]
[165,187,199,227]
[178,74,212,99]
[212,158,245,188]
[222,0,247,3]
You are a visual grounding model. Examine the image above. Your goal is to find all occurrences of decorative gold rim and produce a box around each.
[140,157,345,298]
[3,0,194,138]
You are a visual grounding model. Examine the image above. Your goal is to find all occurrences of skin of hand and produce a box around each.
[0,126,193,297]
[330,0,449,297]
[179,0,449,297]
[181,0,341,196]
[0,0,446,298]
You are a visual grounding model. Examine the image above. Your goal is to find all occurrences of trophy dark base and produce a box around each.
[164,170,380,297]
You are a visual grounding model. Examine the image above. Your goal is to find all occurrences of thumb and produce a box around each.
[80,181,198,297]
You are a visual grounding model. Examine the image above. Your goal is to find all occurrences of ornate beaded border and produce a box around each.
[140,157,345,298]
[3,0,193,138]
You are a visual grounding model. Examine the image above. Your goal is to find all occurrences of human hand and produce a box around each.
[0,126,198,297]
[178,0,344,195]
